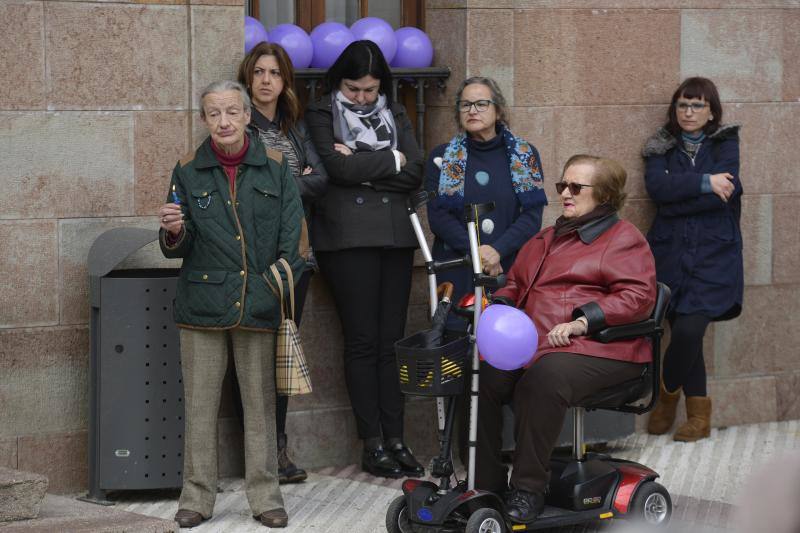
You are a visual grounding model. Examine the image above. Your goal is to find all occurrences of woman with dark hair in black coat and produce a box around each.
[643,76,743,442]
[305,40,425,478]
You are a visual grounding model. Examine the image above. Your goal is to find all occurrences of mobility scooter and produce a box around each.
[387,192,673,532]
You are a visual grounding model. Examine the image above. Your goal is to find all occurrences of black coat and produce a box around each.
[304,97,424,251]
[643,124,743,320]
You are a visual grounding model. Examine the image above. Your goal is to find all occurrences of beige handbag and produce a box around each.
[267,258,312,396]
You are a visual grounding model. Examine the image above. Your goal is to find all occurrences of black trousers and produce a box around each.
[476,353,644,494]
[316,247,414,440]
[662,313,711,397]
[232,268,314,435]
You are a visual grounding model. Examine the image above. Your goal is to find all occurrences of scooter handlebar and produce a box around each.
[473,273,507,289]
[407,190,434,212]
[430,256,471,273]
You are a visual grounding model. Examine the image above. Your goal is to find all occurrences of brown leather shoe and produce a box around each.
[674,396,711,442]
[647,382,681,435]
[257,508,288,528]
[174,509,205,528]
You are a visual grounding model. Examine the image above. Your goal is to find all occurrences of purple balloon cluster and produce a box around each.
[245,17,434,70]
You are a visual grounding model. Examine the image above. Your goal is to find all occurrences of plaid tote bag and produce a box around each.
[267,258,312,395]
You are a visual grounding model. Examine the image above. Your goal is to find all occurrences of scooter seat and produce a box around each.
[576,371,650,410]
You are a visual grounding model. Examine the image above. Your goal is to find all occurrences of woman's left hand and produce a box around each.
[333,143,353,156]
[302,166,313,175]
[479,245,503,276]
[546,320,588,347]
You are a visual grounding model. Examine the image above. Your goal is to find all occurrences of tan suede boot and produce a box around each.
[673,396,711,442]
[646,382,681,435]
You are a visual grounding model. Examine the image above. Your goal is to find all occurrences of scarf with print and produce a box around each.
[332,91,397,152]
[435,125,546,210]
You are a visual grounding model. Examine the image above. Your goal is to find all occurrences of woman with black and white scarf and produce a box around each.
[305,40,424,479]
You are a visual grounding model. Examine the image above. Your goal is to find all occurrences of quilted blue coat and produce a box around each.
[642,124,743,320]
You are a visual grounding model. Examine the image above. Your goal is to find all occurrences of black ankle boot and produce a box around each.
[277,433,307,484]
[504,488,545,523]
[385,439,424,477]
[362,439,403,479]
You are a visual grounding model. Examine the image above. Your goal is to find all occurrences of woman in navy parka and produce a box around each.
[643,77,743,442]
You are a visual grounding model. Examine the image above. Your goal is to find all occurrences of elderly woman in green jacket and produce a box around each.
[158,80,304,529]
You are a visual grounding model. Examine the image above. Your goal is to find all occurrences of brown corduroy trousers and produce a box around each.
[475,352,645,494]
[178,328,283,518]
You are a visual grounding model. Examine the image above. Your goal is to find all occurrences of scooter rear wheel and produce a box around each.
[386,495,414,533]
[630,481,672,527]
[465,507,506,533]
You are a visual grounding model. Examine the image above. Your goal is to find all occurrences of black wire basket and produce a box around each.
[395,332,471,397]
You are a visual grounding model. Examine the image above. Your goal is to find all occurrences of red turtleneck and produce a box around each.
[211,135,250,193]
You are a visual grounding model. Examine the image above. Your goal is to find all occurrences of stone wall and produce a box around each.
[425,1,800,429]
[0,0,244,493]
[1,0,798,494]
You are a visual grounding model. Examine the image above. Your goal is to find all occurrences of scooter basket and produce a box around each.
[395,332,471,397]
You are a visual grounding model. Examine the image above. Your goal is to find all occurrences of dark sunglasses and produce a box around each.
[555,181,593,195]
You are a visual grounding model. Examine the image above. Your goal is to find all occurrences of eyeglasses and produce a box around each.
[457,99,494,113]
[676,102,708,113]
[555,181,593,195]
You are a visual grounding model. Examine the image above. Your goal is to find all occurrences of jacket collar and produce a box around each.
[642,123,740,157]
[193,131,267,169]
[577,212,620,244]
[250,107,280,133]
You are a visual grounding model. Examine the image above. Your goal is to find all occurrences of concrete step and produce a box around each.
[0,467,48,521]
[0,494,175,533]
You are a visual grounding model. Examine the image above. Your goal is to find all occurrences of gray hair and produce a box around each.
[199,80,252,118]
[454,76,508,129]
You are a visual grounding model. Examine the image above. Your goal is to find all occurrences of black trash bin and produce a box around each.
[82,227,184,504]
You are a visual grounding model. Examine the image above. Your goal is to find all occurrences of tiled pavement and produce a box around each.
[4,420,799,532]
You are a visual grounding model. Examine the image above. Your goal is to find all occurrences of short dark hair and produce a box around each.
[453,76,509,129]
[237,42,301,134]
[562,154,628,211]
[322,40,393,99]
[666,77,722,137]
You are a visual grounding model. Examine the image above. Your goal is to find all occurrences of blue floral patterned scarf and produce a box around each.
[435,125,546,210]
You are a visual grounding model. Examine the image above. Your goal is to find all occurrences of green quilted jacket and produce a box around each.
[159,133,304,331]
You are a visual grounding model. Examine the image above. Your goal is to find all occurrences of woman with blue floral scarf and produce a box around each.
[425,76,548,331]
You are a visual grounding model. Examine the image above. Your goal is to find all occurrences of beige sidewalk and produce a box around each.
[4,420,798,532]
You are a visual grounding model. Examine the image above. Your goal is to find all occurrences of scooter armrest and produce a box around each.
[594,319,658,343]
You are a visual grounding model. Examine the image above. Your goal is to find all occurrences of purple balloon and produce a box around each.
[244,16,268,54]
[350,17,397,64]
[310,22,355,69]
[391,27,433,68]
[476,305,538,371]
[268,24,313,69]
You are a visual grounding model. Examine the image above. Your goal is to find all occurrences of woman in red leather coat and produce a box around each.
[479,155,657,524]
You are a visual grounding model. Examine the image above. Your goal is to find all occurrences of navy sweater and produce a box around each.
[425,133,544,324]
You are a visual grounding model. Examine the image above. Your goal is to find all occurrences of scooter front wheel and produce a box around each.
[386,495,414,533]
[465,507,506,533]
[630,481,672,527]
